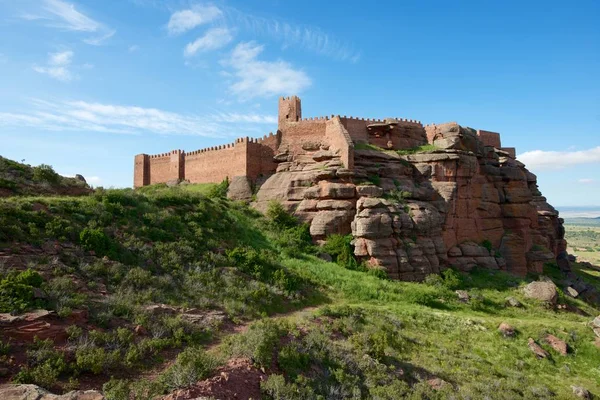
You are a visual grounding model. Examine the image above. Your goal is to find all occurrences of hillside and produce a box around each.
[0,156,91,197]
[0,176,599,399]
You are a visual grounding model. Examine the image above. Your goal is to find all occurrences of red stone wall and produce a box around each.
[325,117,354,169]
[278,118,328,154]
[133,154,149,188]
[184,142,246,184]
[477,130,501,148]
[340,117,426,149]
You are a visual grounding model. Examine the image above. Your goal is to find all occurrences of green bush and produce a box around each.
[323,234,358,270]
[0,269,45,313]
[277,343,309,377]
[224,319,286,366]
[206,177,229,198]
[32,164,60,184]
[160,347,219,390]
[13,338,68,389]
[266,201,297,229]
[80,227,111,255]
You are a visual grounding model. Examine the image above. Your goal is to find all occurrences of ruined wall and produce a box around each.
[325,117,354,169]
[278,118,328,155]
[477,130,501,148]
[340,117,427,150]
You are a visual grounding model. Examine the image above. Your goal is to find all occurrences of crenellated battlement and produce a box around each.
[134,95,514,188]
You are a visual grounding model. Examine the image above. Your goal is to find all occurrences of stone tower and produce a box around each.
[278,96,302,126]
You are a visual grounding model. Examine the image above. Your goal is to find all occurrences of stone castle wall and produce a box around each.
[133,96,517,189]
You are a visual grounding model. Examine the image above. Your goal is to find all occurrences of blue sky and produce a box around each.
[0,0,598,207]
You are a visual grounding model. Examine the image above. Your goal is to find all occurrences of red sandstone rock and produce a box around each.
[545,334,568,355]
[136,97,565,281]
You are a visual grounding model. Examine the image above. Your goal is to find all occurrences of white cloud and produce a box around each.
[223,41,311,100]
[184,27,233,57]
[22,0,115,45]
[225,8,360,63]
[167,5,222,35]
[86,176,101,184]
[33,50,75,82]
[128,45,140,53]
[578,178,595,184]
[519,146,600,170]
[0,98,277,137]
[49,50,73,66]
[83,29,116,46]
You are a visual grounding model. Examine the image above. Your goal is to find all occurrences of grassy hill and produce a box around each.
[0,156,91,197]
[0,179,599,399]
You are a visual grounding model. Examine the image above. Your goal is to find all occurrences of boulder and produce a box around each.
[0,384,105,400]
[527,338,549,359]
[571,386,592,399]
[498,322,516,337]
[544,334,568,355]
[227,176,253,201]
[505,297,523,308]
[455,290,470,303]
[523,281,558,306]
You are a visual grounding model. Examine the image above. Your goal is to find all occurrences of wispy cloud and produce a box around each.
[184,27,233,57]
[33,50,75,82]
[519,146,600,170]
[223,41,311,100]
[0,98,277,137]
[167,5,222,35]
[128,45,140,53]
[22,0,115,45]
[578,178,596,184]
[224,8,360,63]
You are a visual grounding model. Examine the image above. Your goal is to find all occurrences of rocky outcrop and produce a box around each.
[0,384,104,400]
[254,121,566,281]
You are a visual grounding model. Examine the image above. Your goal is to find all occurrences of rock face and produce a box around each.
[254,121,566,281]
[0,384,104,400]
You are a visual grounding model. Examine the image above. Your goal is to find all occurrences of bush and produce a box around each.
[160,347,219,390]
[32,164,60,184]
[80,227,111,255]
[206,177,229,198]
[261,374,316,400]
[323,234,358,270]
[0,269,45,313]
[266,201,297,229]
[277,343,309,377]
[13,338,68,389]
[224,319,286,366]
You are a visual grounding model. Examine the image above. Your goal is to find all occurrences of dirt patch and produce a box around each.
[161,358,266,400]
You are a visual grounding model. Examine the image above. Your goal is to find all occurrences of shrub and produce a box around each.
[266,201,297,229]
[0,269,45,313]
[278,343,310,377]
[13,338,68,389]
[224,319,286,366]
[323,234,358,270]
[206,177,229,198]
[80,227,111,255]
[261,374,316,400]
[32,164,60,184]
[160,347,219,390]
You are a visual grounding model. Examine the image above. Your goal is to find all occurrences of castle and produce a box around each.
[133,96,570,281]
[133,96,516,188]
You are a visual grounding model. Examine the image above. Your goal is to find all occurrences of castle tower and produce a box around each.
[278,96,302,126]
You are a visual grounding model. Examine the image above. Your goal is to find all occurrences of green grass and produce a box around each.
[396,144,440,155]
[1,184,599,398]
